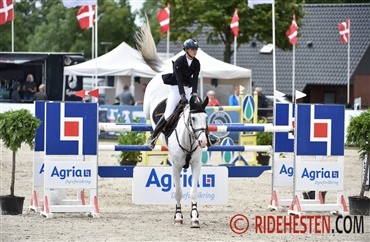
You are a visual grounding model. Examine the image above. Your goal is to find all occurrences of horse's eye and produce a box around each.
[192,117,195,122]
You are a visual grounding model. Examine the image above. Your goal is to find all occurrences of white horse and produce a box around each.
[136,16,209,228]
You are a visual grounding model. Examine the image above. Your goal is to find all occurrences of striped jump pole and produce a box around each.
[98,144,272,153]
[99,123,292,133]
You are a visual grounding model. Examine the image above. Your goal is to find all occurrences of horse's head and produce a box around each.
[187,95,209,148]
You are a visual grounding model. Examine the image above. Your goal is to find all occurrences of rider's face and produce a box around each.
[187,48,198,56]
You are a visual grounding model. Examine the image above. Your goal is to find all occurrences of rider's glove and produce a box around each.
[180,95,188,106]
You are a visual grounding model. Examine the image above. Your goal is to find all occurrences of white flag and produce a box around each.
[248,0,274,9]
[62,0,97,8]
[274,90,286,98]
[295,90,306,100]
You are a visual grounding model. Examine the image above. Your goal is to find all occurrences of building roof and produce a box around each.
[157,4,370,96]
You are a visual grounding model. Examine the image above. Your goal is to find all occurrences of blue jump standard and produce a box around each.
[98,165,271,178]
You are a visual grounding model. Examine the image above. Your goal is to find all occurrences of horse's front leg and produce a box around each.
[189,161,201,228]
[172,164,183,225]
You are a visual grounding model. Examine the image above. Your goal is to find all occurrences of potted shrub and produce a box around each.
[115,118,146,165]
[0,109,41,215]
[346,108,370,215]
[256,123,273,166]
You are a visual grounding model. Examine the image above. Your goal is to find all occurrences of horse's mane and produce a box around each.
[135,14,164,73]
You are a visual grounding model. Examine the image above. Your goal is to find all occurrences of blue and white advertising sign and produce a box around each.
[242,95,255,121]
[295,162,344,191]
[44,161,97,189]
[296,104,344,156]
[275,103,294,153]
[45,102,97,156]
[33,153,44,187]
[273,158,294,187]
[132,166,228,205]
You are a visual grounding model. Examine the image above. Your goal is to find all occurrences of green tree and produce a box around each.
[1,0,137,57]
[141,0,305,63]
[28,0,137,57]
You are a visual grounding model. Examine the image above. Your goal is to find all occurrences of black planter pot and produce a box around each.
[257,154,270,166]
[0,196,25,215]
[348,196,370,216]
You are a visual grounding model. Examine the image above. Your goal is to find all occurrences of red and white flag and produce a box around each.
[286,14,298,45]
[0,0,13,25]
[77,5,95,29]
[157,3,170,34]
[338,19,349,43]
[230,9,239,37]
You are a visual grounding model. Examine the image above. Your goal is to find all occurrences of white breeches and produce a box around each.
[164,86,192,120]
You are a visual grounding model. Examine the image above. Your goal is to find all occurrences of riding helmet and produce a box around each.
[182,39,199,50]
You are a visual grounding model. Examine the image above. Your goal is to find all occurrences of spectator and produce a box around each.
[115,85,135,105]
[229,86,240,106]
[33,84,48,101]
[135,83,148,105]
[23,74,37,101]
[255,87,268,119]
[206,90,220,106]
[11,82,22,103]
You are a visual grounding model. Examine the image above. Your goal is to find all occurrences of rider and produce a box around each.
[147,38,220,149]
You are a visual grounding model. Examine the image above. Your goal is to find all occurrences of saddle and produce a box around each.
[152,98,184,139]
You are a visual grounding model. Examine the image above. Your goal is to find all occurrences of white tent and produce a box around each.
[64,42,157,78]
[63,42,157,103]
[163,49,252,103]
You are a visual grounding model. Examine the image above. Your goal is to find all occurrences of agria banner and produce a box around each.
[132,167,228,205]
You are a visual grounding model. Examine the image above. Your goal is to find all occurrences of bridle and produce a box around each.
[174,105,207,168]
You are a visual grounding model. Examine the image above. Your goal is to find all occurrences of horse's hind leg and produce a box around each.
[189,161,201,228]
[172,164,183,225]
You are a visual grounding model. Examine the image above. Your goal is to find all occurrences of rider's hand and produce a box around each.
[180,95,188,106]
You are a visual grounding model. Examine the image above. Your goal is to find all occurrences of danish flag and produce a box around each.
[230,9,239,37]
[0,0,13,25]
[286,14,298,45]
[76,5,95,29]
[157,3,170,34]
[338,19,350,43]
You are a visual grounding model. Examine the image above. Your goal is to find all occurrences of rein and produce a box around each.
[174,106,206,168]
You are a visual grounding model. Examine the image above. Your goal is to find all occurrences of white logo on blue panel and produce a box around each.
[45,102,98,155]
[275,103,294,153]
[297,104,344,156]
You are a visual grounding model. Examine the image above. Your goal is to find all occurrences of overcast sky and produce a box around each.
[129,0,144,25]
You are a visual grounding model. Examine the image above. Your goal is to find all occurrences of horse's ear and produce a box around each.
[202,96,209,109]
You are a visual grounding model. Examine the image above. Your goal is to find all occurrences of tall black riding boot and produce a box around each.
[147,116,167,149]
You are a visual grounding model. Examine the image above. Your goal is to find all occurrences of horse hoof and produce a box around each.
[190,220,200,228]
[174,219,183,225]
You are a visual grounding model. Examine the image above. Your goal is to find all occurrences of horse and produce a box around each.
[136,16,209,228]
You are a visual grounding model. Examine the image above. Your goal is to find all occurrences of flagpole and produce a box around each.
[11,12,14,52]
[234,36,237,65]
[292,45,295,100]
[347,19,350,104]
[166,29,169,59]
[272,3,276,121]
[167,3,170,59]
[92,25,94,59]
[94,4,98,102]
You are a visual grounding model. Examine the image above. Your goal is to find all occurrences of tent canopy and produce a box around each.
[64,42,157,78]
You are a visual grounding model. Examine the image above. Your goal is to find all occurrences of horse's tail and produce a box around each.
[135,14,164,73]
